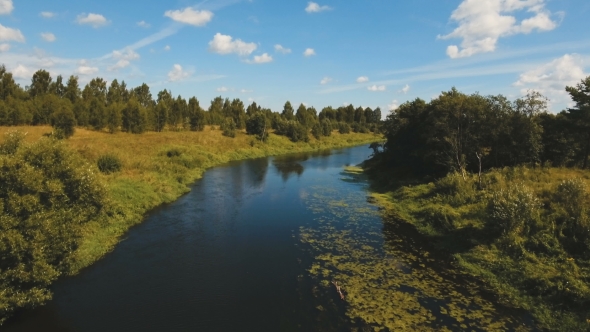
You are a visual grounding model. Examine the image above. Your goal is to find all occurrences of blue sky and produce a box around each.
[0,0,589,114]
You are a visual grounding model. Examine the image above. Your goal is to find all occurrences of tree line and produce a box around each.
[0,66,382,141]
[375,76,590,178]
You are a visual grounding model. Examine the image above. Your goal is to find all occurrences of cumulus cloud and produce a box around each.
[168,64,190,82]
[164,45,171,51]
[137,21,150,28]
[356,76,369,83]
[388,100,400,111]
[368,85,386,91]
[76,13,109,28]
[274,44,291,54]
[41,32,56,42]
[40,11,55,18]
[513,54,589,107]
[76,65,99,75]
[217,86,228,92]
[320,77,332,85]
[248,53,273,64]
[399,84,410,94]
[305,2,332,13]
[0,24,24,43]
[240,89,253,93]
[208,33,257,56]
[108,48,140,71]
[0,0,13,15]
[0,43,9,52]
[439,0,559,58]
[164,7,213,26]
[303,48,316,57]
[12,64,32,79]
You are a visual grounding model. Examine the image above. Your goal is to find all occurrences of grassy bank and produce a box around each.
[0,126,379,277]
[366,165,590,331]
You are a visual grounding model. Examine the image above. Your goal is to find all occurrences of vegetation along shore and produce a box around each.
[0,66,381,324]
[364,76,590,331]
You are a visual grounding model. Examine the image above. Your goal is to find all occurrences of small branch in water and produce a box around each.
[332,281,345,301]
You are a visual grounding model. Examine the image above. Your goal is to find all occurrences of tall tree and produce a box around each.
[565,76,590,168]
[281,101,295,121]
[188,97,205,131]
[64,75,81,104]
[29,69,52,98]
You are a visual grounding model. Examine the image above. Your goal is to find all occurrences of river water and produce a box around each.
[3,145,531,332]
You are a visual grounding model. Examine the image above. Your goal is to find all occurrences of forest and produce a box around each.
[367,76,590,330]
[0,65,382,141]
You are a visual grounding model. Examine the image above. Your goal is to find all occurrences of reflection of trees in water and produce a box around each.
[273,149,335,182]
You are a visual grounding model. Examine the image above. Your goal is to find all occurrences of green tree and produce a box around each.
[106,102,123,133]
[188,97,205,131]
[281,101,295,121]
[64,75,81,104]
[122,98,147,134]
[82,78,107,105]
[88,97,107,130]
[565,76,590,168]
[221,117,237,138]
[29,69,52,98]
[246,112,268,141]
[51,102,76,138]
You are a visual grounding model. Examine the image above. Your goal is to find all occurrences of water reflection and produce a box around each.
[272,149,335,182]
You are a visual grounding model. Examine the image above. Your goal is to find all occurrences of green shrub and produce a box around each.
[0,136,109,324]
[220,117,236,138]
[552,178,590,251]
[311,122,322,139]
[51,107,76,139]
[166,149,182,158]
[488,183,540,236]
[97,154,123,174]
[320,119,332,136]
[338,122,351,134]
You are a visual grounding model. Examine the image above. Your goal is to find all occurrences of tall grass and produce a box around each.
[368,165,590,331]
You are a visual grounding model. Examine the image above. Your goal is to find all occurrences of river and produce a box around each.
[3,145,531,331]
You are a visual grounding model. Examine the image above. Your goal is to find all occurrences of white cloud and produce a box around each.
[439,0,558,58]
[240,89,253,93]
[305,2,332,13]
[137,21,150,28]
[76,13,109,28]
[12,64,31,79]
[217,86,228,92]
[168,64,190,82]
[399,84,410,94]
[164,7,213,27]
[164,45,171,51]
[304,48,316,57]
[274,44,291,54]
[208,33,257,56]
[41,32,56,42]
[0,43,9,52]
[368,85,386,91]
[0,0,13,15]
[356,76,369,83]
[76,65,99,75]
[108,48,140,71]
[40,11,55,18]
[0,24,24,43]
[514,54,589,107]
[320,77,332,85]
[249,53,273,64]
[388,100,400,111]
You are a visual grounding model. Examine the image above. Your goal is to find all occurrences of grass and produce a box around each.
[366,165,590,331]
[0,126,380,275]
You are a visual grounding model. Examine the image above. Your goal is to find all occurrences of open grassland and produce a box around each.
[0,126,380,275]
[367,166,590,331]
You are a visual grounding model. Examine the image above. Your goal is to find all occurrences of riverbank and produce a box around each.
[364,165,590,331]
[0,126,379,278]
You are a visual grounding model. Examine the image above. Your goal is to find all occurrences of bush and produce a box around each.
[0,136,109,324]
[275,119,309,142]
[97,154,123,174]
[488,183,540,236]
[320,119,332,136]
[552,178,590,250]
[166,149,182,158]
[338,122,351,134]
[51,107,76,139]
[246,112,268,141]
[311,122,322,139]
[221,117,237,138]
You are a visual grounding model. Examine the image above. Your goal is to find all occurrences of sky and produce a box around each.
[0,0,589,115]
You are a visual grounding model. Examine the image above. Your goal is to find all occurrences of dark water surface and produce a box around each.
[4,145,374,332]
